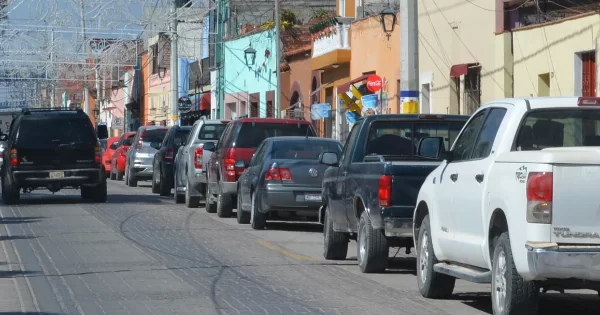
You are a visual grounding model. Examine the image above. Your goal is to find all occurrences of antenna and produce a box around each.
[305,123,310,139]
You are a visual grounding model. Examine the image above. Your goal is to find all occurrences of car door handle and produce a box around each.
[342,171,348,176]
[450,173,458,182]
[475,174,484,183]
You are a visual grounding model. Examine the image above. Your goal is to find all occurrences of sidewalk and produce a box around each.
[0,217,38,313]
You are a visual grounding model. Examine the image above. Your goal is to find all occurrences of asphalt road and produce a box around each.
[0,180,598,315]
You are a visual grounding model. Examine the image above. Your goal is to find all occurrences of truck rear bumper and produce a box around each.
[13,168,102,186]
[526,242,600,281]
[383,218,413,237]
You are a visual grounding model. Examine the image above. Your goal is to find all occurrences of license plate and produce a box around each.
[304,194,322,202]
[49,171,64,179]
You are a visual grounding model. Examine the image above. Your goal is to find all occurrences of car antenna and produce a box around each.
[305,123,309,139]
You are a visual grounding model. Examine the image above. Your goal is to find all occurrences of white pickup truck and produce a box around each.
[413,97,600,315]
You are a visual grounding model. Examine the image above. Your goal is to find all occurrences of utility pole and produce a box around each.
[274,0,281,118]
[215,0,225,119]
[170,0,179,126]
[400,0,419,114]
[79,0,89,115]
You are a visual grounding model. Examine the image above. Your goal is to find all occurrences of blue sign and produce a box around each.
[346,111,359,124]
[310,103,331,120]
[361,94,378,109]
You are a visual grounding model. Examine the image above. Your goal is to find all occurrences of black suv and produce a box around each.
[1,108,107,204]
[151,125,191,196]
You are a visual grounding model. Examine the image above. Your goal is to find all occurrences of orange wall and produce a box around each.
[350,15,401,113]
[140,51,149,126]
[287,57,313,117]
[336,0,356,18]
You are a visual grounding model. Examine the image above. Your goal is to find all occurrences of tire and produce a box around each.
[173,172,184,204]
[151,166,160,193]
[159,169,171,196]
[185,180,200,208]
[236,186,250,224]
[80,186,93,199]
[491,232,539,315]
[357,211,389,273]
[205,184,217,213]
[250,193,266,230]
[117,170,124,181]
[2,175,20,205]
[323,207,349,260]
[216,192,233,218]
[91,177,108,203]
[128,167,138,187]
[124,165,129,185]
[416,215,456,299]
[110,168,116,180]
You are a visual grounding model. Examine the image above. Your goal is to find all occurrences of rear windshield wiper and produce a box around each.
[58,141,87,149]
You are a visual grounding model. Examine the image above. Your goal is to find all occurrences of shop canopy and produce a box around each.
[337,74,371,94]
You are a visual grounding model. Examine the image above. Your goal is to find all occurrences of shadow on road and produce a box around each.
[0,235,37,241]
[0,217,45,224]
[0,313,63,315]
[265,221,323,233]
[387,256,417,275]
[0,270,39,278]
[104,194,165,204]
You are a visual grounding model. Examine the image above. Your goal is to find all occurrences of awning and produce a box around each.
[450,64,469,78]
[200,92,211,110]
[337,74,371,94]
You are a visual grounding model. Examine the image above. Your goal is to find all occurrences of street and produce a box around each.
[0,181,597,315]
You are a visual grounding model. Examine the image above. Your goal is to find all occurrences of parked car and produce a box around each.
[205,118,316,218]
[103,137,120,178]
[414,96,600,315]
[1,108,106,204]
[237,136,342,229]
[319,114,469,273]
[109,131,136,180]
[173,119,229,207]
[151,125,192,196]
[125,126,169,187]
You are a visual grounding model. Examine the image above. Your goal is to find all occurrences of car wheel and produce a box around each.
[110,167,116,180]
[80,186,93,200]
[2,175,20,205]
[323,207,349,260]
[491,232,539,315]
[173,172,184,204]
[357,211,388,273]
[205,184,217,213]
[416,215,455,299]
[216,192,233,218]
[159,169,171,196]
[91,176,108,203]
[250,193,266,230]
[185,180,200,208]
[151,166,160,194]
[236,186,250,224]
[128,166,138,187]
[124,165,129,185]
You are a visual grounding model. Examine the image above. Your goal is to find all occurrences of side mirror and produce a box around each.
[417,137,445,159]
[109,142,118,150]
[234,160,246,168]
[150,142,161,150]
[0,134,7,141]
[319,152,339,166]
[122,139,132,146]
[203,141,216,152]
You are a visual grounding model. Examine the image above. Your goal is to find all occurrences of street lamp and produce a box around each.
[380,8,397,40]
[244,45,257,67]
[92,107,100,121]
[157,66,167,79]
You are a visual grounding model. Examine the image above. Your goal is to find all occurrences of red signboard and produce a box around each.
[366,74,383,93]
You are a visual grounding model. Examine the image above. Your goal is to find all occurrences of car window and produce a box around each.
[122,134,135,146]
[272,140,343,160]
[235,123,315,149]
[514,108,600,151]
[340,124,360,166]
[142,129,168,143]
[199,124,227,140]
[216,123,234,150]
[451,110,488,162]
[16,116,97,146]
[471,108,507,159]
[250,141,268,167]
[175,129,190,145]
[414,122,464,152]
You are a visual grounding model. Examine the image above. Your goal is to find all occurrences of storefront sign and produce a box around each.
[361,94,379,116]
[366,75,383,93]
[310,103,331,120]
[178,96,192,112]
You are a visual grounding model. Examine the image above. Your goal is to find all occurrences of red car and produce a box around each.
[109,131,136,180]
[103,137,120,177]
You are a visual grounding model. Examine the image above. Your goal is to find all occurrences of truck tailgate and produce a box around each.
[390,161,441,207]
[552,165,600,244]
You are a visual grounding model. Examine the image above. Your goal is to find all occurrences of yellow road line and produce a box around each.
[256,240,316,261]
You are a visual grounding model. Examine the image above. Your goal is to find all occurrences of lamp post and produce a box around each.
[244,45,257,68]
[379,8,397,40]
[92,107,100,122]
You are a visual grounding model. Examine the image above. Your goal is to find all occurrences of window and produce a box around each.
[414,122,464,152]
[199,124,227,140]
[216,123,233,150]
[16,117,96,146]
[451,110,487,161]
[471,108,507,159]
[250,142,268,167]
[234,123,315,149]
[151,44,159,74]
[141,129,168,143]
[339,123,360,166]
[174,128,191,145]
[272,140,343,160]
[515,109,600,151]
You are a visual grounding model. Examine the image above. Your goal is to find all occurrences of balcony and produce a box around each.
[311,24,351,70]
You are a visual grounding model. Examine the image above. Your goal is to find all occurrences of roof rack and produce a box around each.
[22,108,84,115]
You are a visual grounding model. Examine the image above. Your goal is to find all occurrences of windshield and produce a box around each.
[515,109,600,150]
[272,140,342,160]
[236,123,315,148]
[199,124,227,140]
[142,129,168,143]
[366,121,465,159]
[16,117,97,146]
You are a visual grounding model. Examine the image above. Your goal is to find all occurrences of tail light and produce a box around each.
[9,148,17,166]
[265,167,292,181]
[136,130,145,149]
[223,149,239,182]
[164,147,174,162]
[94,144,102,164]
[526,172,553,224]
[378,175,392,207]
[194,147,203,169]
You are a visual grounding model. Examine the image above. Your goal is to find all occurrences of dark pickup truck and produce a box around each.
[319,114,468,273]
